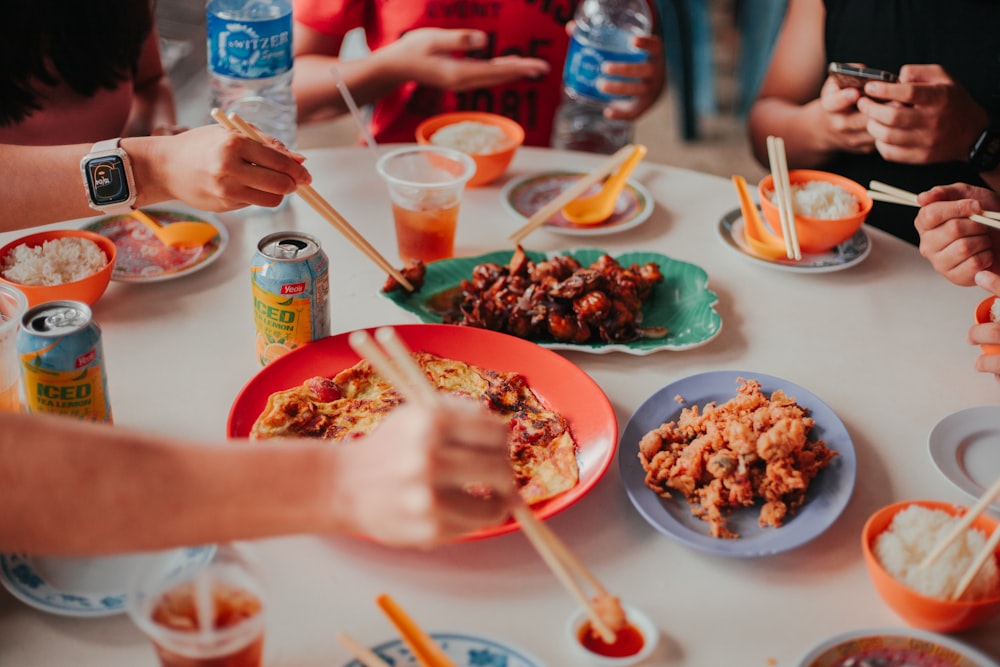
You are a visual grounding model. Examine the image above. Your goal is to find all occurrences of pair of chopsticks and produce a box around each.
[765,135,802,260]
[508,144,639,245]
[868,180,1000,231]
[920,474,1000,601]
[210,109,414,292]
[335,596,448,667]
[336,594,456,667]
[346,326,620,644]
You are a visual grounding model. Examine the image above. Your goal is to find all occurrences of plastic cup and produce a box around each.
[0,284,27,412]
[375,145,476,263]
[127,544,267,667]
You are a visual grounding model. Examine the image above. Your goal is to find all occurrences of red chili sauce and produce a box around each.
[578,620,645,658]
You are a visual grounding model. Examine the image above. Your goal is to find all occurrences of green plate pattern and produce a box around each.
[381,248,722,355]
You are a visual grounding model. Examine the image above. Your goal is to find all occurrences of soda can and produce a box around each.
[17,300,112,423]
[251,231,331,365]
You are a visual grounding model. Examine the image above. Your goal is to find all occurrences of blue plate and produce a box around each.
[340,632,547,667]
[619,370,857,557]
[0,546,215,618]
[382,248,722,356]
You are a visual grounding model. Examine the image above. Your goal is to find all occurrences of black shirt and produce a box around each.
[823,0,1000,244]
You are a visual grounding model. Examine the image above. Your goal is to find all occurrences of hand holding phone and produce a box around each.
[828,62,898,89]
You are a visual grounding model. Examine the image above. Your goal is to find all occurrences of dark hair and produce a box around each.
[0,1,153,125]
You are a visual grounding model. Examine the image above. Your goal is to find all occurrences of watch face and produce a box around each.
[84,155,131,205]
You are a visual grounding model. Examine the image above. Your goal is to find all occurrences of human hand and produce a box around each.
[970,270,1000,381]
[599,33,666,121]
[333,397,514,547]
[857,64,990,164]
[148,125,311,211]
[915,182,1000,285]
[814,74,877,154]
[375,28,550,91]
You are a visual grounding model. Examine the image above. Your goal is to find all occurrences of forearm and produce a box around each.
[293,53,407,123]
[0,413,337,555]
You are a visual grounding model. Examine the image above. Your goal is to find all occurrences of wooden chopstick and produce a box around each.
[335,631,394,667]
[765,135,801,260]
[508,144,638,245]
[921,475,1000,571]
[951,522,1000,601]
[375,594,457,667]
[867,181,1000,231]
[350,327,620,644]
[210,109,414,292]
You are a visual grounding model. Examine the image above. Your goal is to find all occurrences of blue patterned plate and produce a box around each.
[382,248,722,355]
[339,633,547,667]
[717,206,871,273]
[0,546,215,618]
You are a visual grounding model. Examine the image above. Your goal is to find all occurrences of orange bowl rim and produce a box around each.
[415,111,525,155]
[758,169,874,221]
[0,229,117,293]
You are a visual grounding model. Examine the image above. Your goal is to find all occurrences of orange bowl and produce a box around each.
[758,169,872,253]
[861,499,1000,633]
[415,111,524,187]
[0,229,116,307]
[974,296,1000,355]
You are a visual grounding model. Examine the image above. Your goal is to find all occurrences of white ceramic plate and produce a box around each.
[796,627,999,667]
[0,546,214,618]
[339,632,547,667]
[501,170,654,236]
[81,208,228,283]
[929,405,1000,512]
[717,206,871,273]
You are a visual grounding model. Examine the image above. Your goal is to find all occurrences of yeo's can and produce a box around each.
[251,231,331,365]
[17,300,112,422]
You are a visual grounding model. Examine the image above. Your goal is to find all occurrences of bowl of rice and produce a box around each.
[974,296,1000,355]
[758,169,872,254]
[415,111,524,187]
[0,229,116,307]
[862,499,1000,633]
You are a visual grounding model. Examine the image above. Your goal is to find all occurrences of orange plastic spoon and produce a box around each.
[129,209,218,249]
[731,175,786,260]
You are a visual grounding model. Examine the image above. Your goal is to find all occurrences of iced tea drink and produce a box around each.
[376,146,475,264]
[0,285,27,412]
[128,545,266,667]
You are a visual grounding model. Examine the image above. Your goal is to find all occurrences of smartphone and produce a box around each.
[828,62,898,89]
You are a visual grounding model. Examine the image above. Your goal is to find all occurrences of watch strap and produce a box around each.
[969,127,1000,172]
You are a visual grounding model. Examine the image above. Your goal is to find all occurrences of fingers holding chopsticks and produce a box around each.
[912,182,1000,286]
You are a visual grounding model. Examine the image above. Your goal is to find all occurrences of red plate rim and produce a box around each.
[227,323,618,540]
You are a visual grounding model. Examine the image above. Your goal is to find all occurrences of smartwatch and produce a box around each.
[968,126,1000,172]
[80,138,137,214]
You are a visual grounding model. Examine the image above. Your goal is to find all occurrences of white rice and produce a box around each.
[789,181,859,219]
[1,237,107,286]
[874,505,1000,601]
[990,297,1000,322]
[430,121,509,155]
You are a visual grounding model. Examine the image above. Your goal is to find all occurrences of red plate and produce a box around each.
[227,323,618,540]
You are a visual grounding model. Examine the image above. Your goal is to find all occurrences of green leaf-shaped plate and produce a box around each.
[381,248,722,355]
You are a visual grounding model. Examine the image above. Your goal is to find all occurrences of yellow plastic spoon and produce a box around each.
[731,175,787,260]
[129,209,218,249]
[561,144,648,225]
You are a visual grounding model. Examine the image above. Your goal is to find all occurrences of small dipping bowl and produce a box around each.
[974,295,1000,355]
[861,499,1000,633]
[566,604,659,666]
[415,111,524,188]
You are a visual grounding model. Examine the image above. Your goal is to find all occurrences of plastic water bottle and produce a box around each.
[552,0,653,154]
[206,0,297,149]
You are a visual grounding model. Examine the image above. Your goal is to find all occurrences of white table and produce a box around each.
[2,146,998,666]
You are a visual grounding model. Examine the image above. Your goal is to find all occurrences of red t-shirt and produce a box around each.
[0,80,133,146]
[293,0,578,147]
